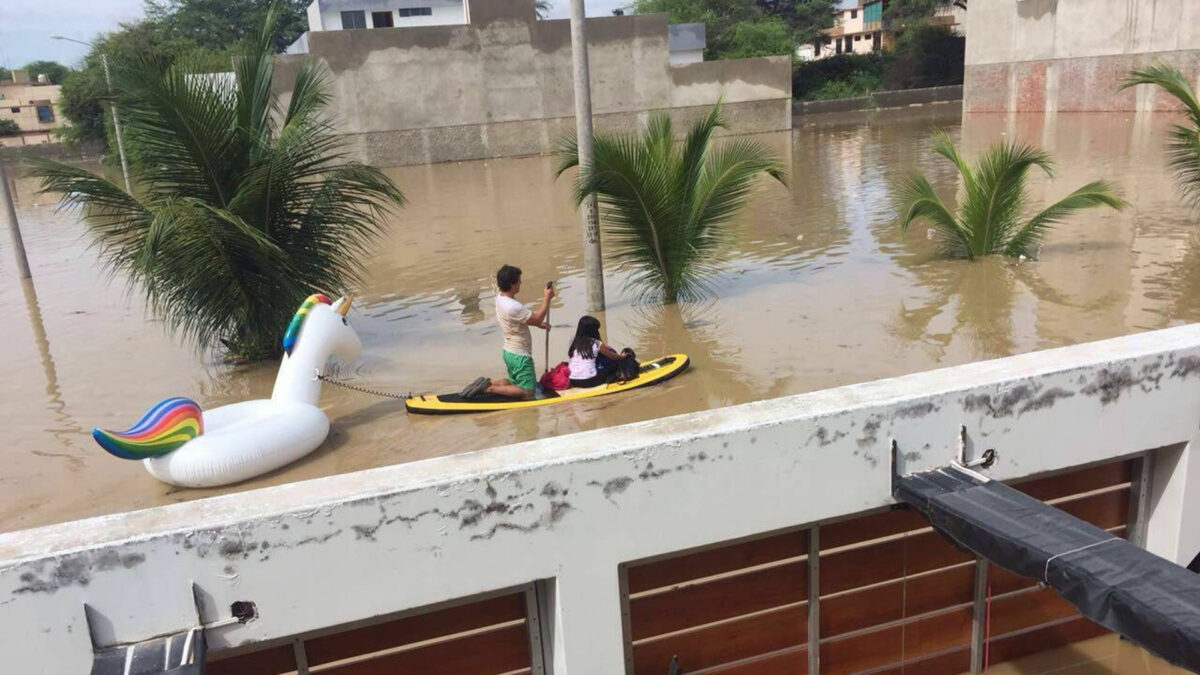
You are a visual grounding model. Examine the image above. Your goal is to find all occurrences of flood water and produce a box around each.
[3,108,1199,532]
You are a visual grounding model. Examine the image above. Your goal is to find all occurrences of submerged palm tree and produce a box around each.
[1121,63,1200,210]
[896,131,1125,260]
[30,6,404,360]
[556,103,787,304]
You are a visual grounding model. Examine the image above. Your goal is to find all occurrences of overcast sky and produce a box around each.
[0,0,629,69]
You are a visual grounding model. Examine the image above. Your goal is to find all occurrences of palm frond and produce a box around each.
[898,136,1120,261]
[959,140,1051,256]
[1123,63,1200,210]
[1004,181,1126,258]
[557,104,786,303]
[895,173,972,258]
[26,1,405,359]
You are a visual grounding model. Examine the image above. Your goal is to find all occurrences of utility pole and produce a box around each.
[568,0,606,312]
[1,162,32,279]
[100,54,132,194]
[52,36,131,193]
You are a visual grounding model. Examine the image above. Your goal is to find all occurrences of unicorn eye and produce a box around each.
[342,317,348,326]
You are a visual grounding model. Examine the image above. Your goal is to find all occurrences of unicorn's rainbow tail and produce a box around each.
[93,397,204,460]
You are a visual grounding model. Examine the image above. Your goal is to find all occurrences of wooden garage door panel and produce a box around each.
[207,644,296,675]
[627,531,807,594]
[987,616,1110,664]
[630,560,807,641]
[1011,461,1133,502]
[632,604,807,674]
[319,622,530,675]
[989,587,1080,636]
[698,648,808,675]
[304,593,527,667]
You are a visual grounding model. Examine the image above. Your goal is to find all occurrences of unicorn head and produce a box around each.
[271,294,362,404]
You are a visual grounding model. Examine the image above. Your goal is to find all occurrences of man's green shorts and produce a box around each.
[503,350,537,391]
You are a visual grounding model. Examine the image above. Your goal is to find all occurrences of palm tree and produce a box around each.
[1121,63,1200,210]
[896,131,1125,260]
[555,103,786,303]
[29,5,404,361]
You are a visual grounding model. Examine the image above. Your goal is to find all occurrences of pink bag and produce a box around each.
[540,362,571,391]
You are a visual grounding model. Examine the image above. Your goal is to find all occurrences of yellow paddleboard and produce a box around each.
[405,354,690,415]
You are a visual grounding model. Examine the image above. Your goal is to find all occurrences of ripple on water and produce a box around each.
[3,110,1199,530]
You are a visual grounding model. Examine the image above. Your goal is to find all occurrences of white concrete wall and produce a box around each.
[840,8,863,35]
[4,326,1200,674]
[964,0,1200,112]
[669,49,703,65]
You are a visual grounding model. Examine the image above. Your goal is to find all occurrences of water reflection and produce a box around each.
[5,108,1200,530]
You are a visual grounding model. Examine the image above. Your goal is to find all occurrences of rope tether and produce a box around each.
[315,371,410,401]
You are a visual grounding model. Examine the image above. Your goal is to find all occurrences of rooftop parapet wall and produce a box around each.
[5,325,1200,673]
[963,0,1200,112]
[274,0,791,165]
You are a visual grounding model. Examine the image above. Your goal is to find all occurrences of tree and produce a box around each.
[59,0,307,145]
[720,17,796,59]
[556,102,787,303]
[885,0,965,25]
[0,67,10,82]
[0,119,19,136]
[896,131,1125,260]
[30,6,405,360]
[145,0,309,52]
[758,0,835,48]
[631,0,797,60]
[1121,63,1200,210]
[22,60,71,84]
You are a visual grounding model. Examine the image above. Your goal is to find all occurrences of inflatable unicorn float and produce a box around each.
[92,294,361,487]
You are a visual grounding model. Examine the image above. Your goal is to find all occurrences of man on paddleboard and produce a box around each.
[461,265,553,399]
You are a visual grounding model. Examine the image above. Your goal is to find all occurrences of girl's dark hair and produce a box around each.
[496,264,522,292]
[569,315,602,357]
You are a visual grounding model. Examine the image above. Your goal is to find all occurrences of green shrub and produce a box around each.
[0,119,19,136]
[793,53,886,100]
[792,24,964,101]
[883,24,964,90]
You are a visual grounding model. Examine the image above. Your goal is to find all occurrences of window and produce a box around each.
[340,10,367,29]
[35,104,53,123]
[9,107,19,114]
[372,11,395,27]
[397,7,433,17]
[854,35,861,41]
[850,9,857,19]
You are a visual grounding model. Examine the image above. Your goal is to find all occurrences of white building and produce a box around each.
[667,23,705,65]
[305,0,469,32]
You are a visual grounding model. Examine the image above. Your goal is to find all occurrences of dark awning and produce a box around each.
[91,627,205,675]
[895,464,1200,671]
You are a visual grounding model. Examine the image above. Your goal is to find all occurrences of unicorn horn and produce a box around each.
[337,295,354,316]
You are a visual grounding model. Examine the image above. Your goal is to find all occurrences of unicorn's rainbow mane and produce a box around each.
[93,397,203,460]
[282,294,332,355]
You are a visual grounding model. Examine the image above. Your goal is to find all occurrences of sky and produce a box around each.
[0,0,628,69]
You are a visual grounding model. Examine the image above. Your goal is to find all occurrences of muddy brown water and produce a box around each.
[2,108,1198,533]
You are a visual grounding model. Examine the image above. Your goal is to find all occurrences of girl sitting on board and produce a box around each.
[567,316,635,388]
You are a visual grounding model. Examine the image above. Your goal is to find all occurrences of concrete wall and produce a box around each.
[5,325,1200,673]
[964,0,1200,112]
[794,84,962,115]
[276,0,792,166]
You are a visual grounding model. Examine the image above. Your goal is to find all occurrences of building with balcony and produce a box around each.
[811,0,963,60]
[0,69,63,147]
